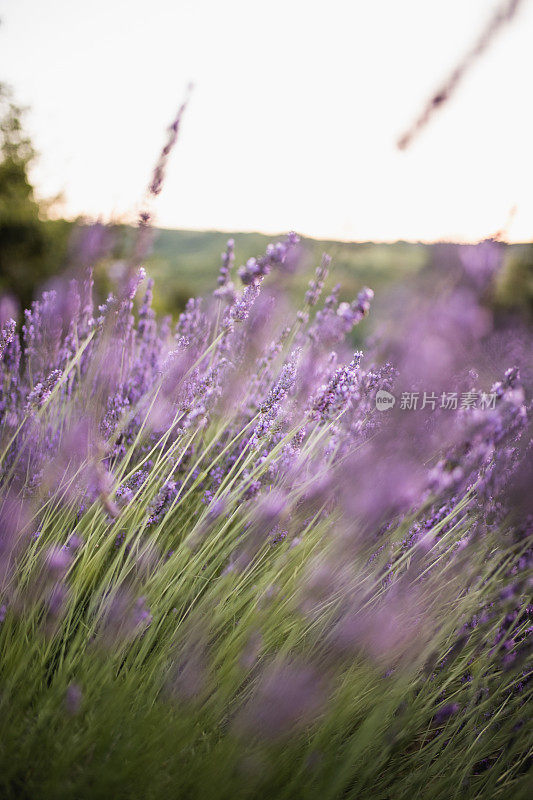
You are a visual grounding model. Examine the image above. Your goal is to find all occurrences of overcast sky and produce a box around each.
[1,0,532,242]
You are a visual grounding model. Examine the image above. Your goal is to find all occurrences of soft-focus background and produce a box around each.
[0,0,532,318]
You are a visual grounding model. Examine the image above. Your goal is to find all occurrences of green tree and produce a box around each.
[0,83,70,311]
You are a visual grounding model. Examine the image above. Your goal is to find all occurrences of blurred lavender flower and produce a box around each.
[64,683,83,716]
[397,0,526,150]
[235,658,325,740]
[459,239,505,290]
[0,294,19,327]
[433,703,460,725]
[0,494,30,593]
[168,634,209,703]
[331,582,432,665]
[214,238,236,301]
[305,254,331,307]
[99,590,152,646]
[147,88,192,198]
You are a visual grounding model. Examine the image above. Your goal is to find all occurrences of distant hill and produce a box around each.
[146,228,431,314]
[143,229,532,346]
[17,224,526,336]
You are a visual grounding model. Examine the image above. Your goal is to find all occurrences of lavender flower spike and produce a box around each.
[0,319,16,361]
[237,232,300,286]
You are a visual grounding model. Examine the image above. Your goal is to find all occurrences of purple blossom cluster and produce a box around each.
[1,238,529,558]
[237,232,300,285]
[0,230,531,782]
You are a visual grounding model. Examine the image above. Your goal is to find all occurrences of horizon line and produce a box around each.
[47,213,533,248]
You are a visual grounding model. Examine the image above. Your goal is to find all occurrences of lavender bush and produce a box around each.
[0,160,531,798]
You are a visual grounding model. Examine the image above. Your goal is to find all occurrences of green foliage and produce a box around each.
[146,228,430,317]
[0,84,71,311]
[495,246,533,321]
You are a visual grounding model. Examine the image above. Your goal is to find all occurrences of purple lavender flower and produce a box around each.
[308,284,372,345]
[25,368,62,411]
[331,582,431,664]
[0,217,530,796]
[0,318,16,361]
[147,88,192,198]
[99,589,152,646]
[433,703,460,725]
[235,658,325,739]
[0,494,30,593]
[305,254,331,307]
[237,233,300,286]
[223,284,261,330]
[250,356,298,446]
[64,683,83,716]
[0,294,18,327]
[308,352,362,422]
[214,238,236,300]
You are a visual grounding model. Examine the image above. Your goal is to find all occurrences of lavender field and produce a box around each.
[0,215,531,798]
[1,2,532,796]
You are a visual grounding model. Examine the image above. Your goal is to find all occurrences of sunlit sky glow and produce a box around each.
[1,0,532,242]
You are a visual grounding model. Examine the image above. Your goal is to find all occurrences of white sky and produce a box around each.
[1,0,532,242]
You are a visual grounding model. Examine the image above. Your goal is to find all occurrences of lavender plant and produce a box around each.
[0,187,531,800]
